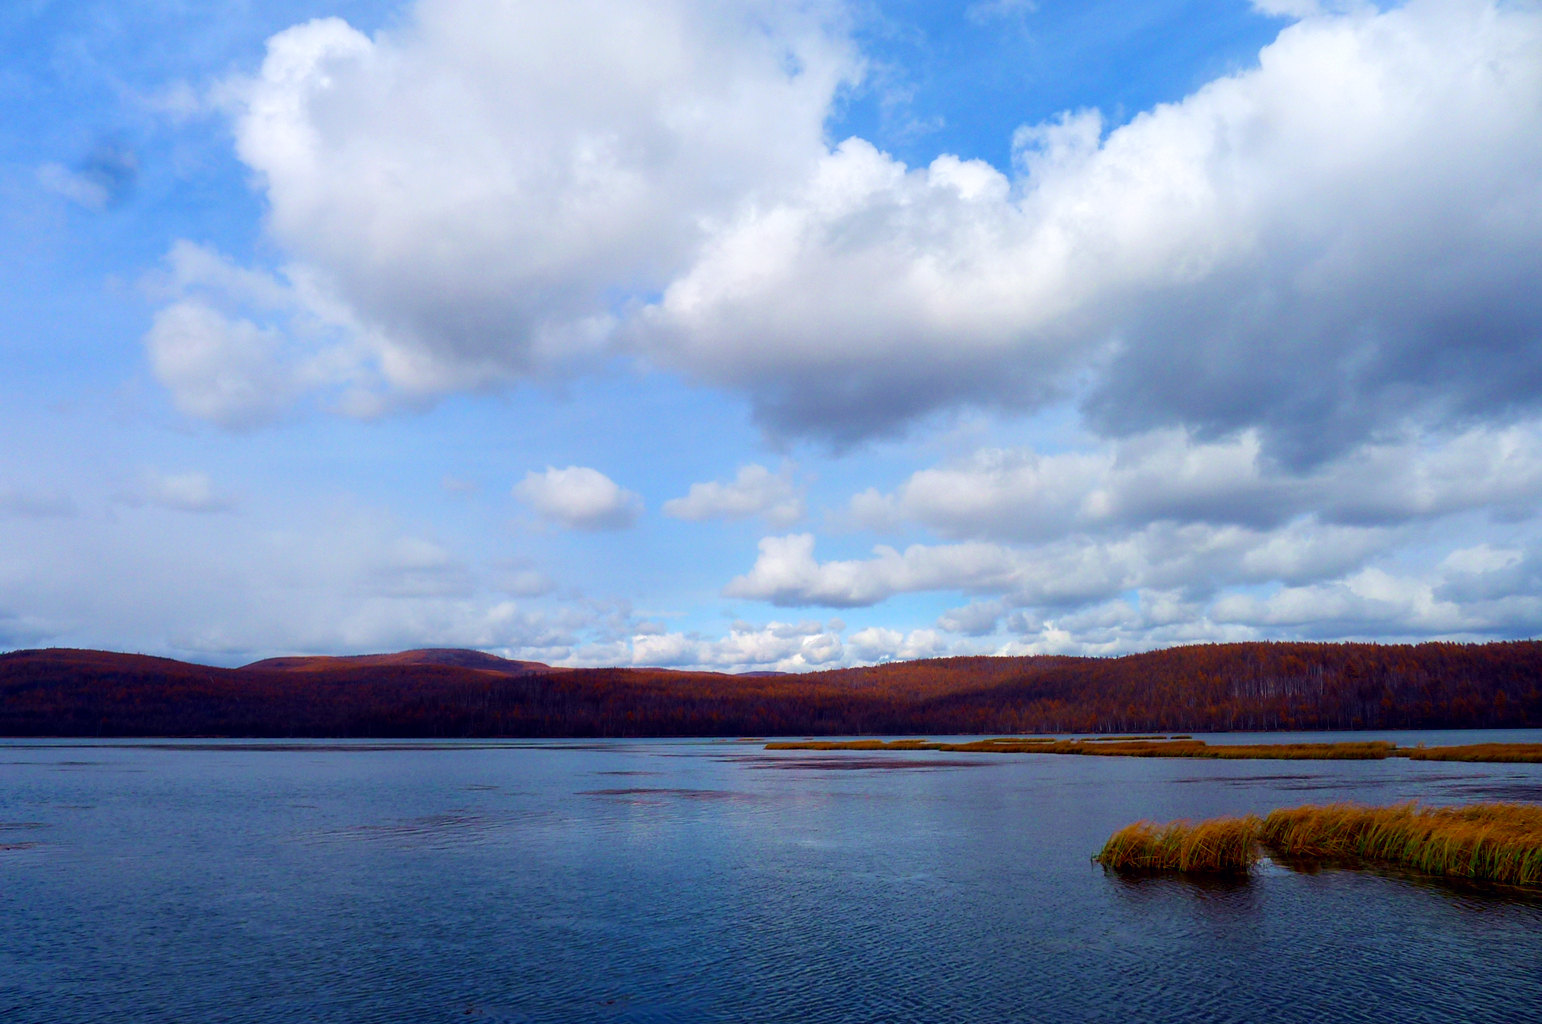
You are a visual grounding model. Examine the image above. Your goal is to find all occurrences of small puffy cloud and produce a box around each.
[366,536,472,598]
[141,242,385,427]
[846,626,946,662]
[724,533,1024,607]
[937,599,1006,636]
[145,301,299,429]
[37,140,138,211]
[662,463,803,526]
[627,617,849,671]
[629,631,699,666]
[514,466,642,531]
[127,470,235,513]
[495,564,557,597]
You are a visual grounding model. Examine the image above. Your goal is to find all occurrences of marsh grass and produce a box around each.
[940,737,1057,752]
[1058,739,1393,759]
[1201,741,1396,760]
[1096,802,1542,888]
[1084,734,1178,742]
[1259,802,1542,888]
[1095,816,1261,874]
[765,737,1542,760]
[1403,743,1542,763]
[764,737,1059,752]
[764,739,938,751]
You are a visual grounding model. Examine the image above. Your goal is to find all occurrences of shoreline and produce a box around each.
[764,737,1542,762]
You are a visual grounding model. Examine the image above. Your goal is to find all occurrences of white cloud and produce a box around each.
[643,1,1542,453]
[37,141,138,211]
[1250,0,1322,17]
[1206,567,1485,636]
[39,163,114,211]
[366,536,472,598]
[147,1,858,417]
[628,617,846,672]
[846,626,946,662]
[495,565,557,598]
[1250,1,1362,18]
[514,466,643,531]
[854,423,1542,542]
[141,241,408,424]
[148,0,1542,459]
[662,463,804,526]
[724,533,1024,607]
[0,488,596,663]
[725,517,1390,610]
[129,470,235,513]
[145,301,300,429]
[937,599,1006,636]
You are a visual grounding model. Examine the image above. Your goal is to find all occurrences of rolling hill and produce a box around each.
[1,640,1539,737]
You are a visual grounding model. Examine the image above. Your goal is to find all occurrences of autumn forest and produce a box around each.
[2,640,1539,738]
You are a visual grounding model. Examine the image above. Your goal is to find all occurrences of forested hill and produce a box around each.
[2,640,1540,738]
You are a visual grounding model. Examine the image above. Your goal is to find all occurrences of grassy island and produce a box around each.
[763,737,1542,762]
[1094,802,1542,888]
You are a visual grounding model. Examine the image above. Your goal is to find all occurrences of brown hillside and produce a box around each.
[242,648,552,675]
[2,640,1539,737]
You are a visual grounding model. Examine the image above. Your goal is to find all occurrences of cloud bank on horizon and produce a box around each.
[3,0,1542,670]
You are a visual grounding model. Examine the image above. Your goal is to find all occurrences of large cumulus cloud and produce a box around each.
[644,0,1542,453]
[151,0,857,422]
[151,0,1542,456]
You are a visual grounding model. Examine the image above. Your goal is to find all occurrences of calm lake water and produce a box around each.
[4,731,1542,1023]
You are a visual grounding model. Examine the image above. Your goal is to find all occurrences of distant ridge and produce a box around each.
[242,648,551,675]
[2,641,1540,738]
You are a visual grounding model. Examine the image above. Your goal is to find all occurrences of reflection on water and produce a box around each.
[2,732,1541,1024]
[730,754,990,771]
[1108,872,1266,930]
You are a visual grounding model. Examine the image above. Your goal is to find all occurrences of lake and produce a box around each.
[4,731,1542,1023]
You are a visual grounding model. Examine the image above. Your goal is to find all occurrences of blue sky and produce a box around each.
[3,0,1542,669]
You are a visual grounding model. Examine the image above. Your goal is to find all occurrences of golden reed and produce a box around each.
[1095,802,1542,888]
[1095,816,1261,874]
[765,738,1542,763]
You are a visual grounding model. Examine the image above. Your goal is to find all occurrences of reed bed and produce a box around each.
[1083,734,1191,742]
[1016,739,1395,759]
[1095,802,1542,888]
[1094,816,1261,874]
[1200,741,1396,760]
[1259,802,1542,887]
[763,739,938,751]
[764,737,1537,760]
[1403,743,1542,763]
[763,737,1058,752]
[939,738,1057,752]
[1049,739,1210,757]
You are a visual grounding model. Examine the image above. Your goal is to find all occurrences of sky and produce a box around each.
[2,0,1541,671]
